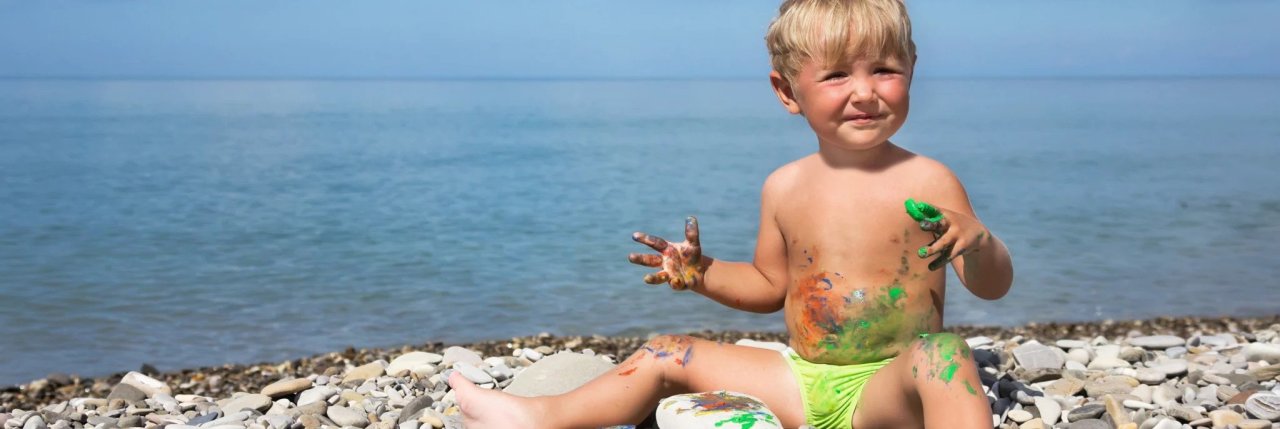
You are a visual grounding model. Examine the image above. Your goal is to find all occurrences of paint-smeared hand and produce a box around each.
[629,216,710,291]
[905,199,990,271]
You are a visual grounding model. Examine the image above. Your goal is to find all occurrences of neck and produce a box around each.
[816,140,899,171]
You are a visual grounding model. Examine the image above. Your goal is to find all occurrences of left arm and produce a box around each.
[917,168,1014,300]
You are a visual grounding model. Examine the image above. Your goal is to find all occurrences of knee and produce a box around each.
[640,335,697,369]
[907,332,974,385]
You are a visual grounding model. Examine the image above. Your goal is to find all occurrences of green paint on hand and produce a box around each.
[904,199,944,223]
[918,246,929,258]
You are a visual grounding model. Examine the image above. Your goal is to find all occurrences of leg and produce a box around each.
[449,335,805,429]
[851,332,992,429]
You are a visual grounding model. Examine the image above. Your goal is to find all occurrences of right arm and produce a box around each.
[690,174,790,313]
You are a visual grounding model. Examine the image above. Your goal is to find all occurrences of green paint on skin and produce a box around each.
[918,246,929,258]
[816,283,915,362]
[904,199,944,223]
[918,333,979,397]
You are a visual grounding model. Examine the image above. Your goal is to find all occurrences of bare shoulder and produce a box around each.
[761,155,814,197]
[894,151,964,194]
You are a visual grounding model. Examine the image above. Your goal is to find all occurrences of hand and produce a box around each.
[628,216,709,291]
[905,199,990,271]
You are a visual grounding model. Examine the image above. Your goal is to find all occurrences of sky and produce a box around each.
[0,0,1277,79]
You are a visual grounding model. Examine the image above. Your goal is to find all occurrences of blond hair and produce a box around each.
[765,0,916,82]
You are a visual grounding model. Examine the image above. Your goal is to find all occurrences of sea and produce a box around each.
[1,77,1277,386]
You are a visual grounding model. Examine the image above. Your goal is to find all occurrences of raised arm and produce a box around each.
[913,166,1014,300]
[627,175,790,313]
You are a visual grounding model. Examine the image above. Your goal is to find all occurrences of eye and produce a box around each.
[874,67,900,75]
[821,71,849,81]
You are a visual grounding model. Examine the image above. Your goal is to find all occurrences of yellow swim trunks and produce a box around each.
[781,348,894,429]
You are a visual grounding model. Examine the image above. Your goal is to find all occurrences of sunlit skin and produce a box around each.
[447,36,1013,429]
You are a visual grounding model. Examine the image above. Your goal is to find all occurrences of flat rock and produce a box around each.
[1087,357,1131,370]
[1127,335,1184,349]
[656,391,781,429]
[1034,397,1061,426]
[503,352,616,397]
[441,347,483,367]
[220,393,272,414]
[396,396,434,424]
[1209,409,1244,427]
[106,383,148,403]
[1242,344,1280,363]
[1067,404,1106,421]
[1150,418,1181,429]
[1244,393,1280,421]
[452,362,495,384]
[261,378,312,398]
[342,361,387,384]
[1014,343,1065,371]
[297,385,337,406]
[1007,409,1033,423]
[386,352,444,376]
[1239,419,1272,429]
[1066,418,1109,429]
[327,405,369,428]
[1148,360,1188,377]
[1134,369,1166,385]
[1056,340,1088,349]
[120,371,172,398]
[1045,377,1086,397]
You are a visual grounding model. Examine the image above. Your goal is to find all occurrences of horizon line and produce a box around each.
[1,73,1279,82]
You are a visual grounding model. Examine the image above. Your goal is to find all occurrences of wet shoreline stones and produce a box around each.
[2,315,1278,428]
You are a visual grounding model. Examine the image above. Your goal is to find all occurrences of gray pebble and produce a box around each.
[1066,418,1109,429]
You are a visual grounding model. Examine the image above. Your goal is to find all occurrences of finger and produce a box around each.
[632,232,669,252]
[919,220,939,232]
[928,248,952,271]
[928,217,951,235]
[684,216,700,247]
[918,233,954,259]
[670,276,685,290]
[643,271,671,285]
[628,253,662,267]
[905,198,945,223]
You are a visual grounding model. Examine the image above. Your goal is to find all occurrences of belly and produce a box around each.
[784,271,937,365]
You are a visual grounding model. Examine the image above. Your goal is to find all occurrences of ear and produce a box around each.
[769,70,803,115]
[908,54,919,88]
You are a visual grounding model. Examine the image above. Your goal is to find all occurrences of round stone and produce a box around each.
[1244,393,1280,421]
[656,391,781,429]
[327,405,369,428]
[1007,409,1033,423]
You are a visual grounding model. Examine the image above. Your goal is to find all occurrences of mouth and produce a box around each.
[844,113,885,123]
[844,113,885,121]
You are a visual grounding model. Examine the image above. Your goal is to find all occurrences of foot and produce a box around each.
[447,371,548,428]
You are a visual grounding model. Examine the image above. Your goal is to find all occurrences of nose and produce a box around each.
[849,77,875,104]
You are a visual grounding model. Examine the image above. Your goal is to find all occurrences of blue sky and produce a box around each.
[1,0,1276,79]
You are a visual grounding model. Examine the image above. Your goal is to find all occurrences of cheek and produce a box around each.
[877,81,910,108]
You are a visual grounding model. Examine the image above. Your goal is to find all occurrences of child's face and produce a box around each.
[773,54,913,151]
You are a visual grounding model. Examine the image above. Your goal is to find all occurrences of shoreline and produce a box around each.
[3,314,1279,427]
[2,312,1280,429]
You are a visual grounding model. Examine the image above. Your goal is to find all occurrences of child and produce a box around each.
[449,0,1014,427]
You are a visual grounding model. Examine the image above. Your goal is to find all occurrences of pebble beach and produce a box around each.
[4,315,1280,429]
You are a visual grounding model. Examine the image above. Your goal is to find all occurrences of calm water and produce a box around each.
[1,78,1278,386]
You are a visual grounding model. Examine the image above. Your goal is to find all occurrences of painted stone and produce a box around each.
[656,391,782,429]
